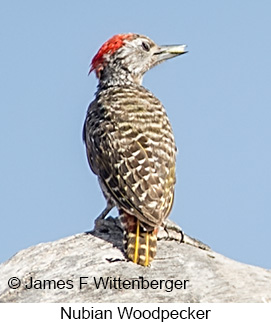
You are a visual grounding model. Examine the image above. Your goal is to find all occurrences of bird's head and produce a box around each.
[89,33,187,87]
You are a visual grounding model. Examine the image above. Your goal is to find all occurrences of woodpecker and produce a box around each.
[83,33,187,266]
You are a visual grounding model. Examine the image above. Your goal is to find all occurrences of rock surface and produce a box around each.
[0,217,270,303]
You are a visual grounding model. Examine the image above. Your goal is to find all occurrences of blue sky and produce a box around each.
[0,1,270,269]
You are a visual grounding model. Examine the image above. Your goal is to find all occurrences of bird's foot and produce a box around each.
[158,219,184,242]
[94,202,115,230]
[158,219,211,251]
[95,218,109,231]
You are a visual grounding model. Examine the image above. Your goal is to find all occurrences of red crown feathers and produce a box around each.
[89,33,134,77]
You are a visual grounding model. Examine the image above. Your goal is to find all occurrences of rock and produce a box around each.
[0,217,270,303]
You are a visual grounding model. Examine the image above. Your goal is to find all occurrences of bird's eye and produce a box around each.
[141,41,150,52]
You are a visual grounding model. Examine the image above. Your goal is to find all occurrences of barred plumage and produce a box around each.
[83,33,187,266]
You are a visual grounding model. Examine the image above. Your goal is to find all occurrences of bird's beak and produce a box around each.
[154,44,188,62]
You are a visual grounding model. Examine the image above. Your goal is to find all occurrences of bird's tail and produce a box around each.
[119,212,158,266]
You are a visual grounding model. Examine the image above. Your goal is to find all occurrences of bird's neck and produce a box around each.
[97,67,143,89]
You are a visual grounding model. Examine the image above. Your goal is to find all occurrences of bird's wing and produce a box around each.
[93,124,174,228]
[84,95,175,229]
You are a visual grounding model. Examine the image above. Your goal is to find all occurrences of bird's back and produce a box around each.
[83,84,176,230]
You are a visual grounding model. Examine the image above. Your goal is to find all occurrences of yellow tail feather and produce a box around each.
[125,220,157,266]
[133,219,140,263]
